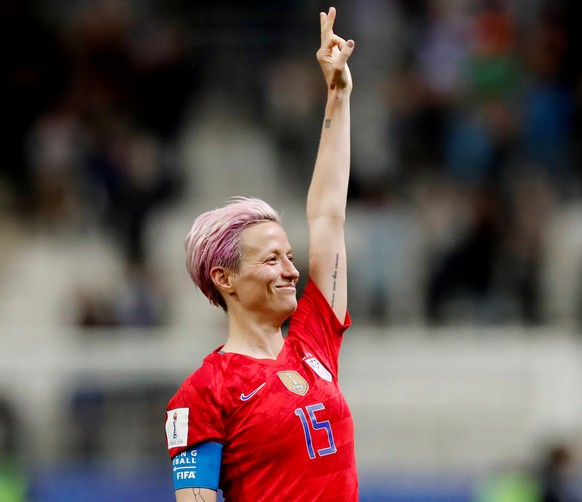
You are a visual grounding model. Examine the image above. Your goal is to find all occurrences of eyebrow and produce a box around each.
[248,245,293,259]
[264,247,294,257]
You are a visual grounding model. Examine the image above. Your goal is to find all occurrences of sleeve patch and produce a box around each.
[166,407,189,448]
[172,442,223,491]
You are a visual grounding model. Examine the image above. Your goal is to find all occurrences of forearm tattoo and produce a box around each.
[325,118,332,129]
[331,253,339,308]
[190,488,211,501]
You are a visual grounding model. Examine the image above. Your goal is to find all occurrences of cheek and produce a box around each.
[240,268,277,288]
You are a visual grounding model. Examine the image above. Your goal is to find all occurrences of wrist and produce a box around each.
[327,87,351,104]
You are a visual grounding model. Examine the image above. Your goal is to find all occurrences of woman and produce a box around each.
[165,7,356,501]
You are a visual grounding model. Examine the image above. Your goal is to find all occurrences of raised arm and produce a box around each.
[307,6,355,322]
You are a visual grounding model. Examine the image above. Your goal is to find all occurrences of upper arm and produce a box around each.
[169,441,222,500]
[176,488,217,502]
[308,216,347,322]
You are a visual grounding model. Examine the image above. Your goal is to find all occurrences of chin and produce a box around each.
[278,305,297,326]
[280,300,298,318]
[288,301,298,316]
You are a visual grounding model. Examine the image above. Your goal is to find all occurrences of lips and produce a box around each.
[275,284,296,291]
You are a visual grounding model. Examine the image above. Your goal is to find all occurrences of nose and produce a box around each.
[283,257,300,281]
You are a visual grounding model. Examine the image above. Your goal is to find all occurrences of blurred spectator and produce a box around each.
[494,172,555,324]
[518,1,575,193]
[538,443,582,502]
[75,262,167,329]
[27,99,82,230]
[75,286,118,329]
[83,125,177,263]
[426,183,501,324]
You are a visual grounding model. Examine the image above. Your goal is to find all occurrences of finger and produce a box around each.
[329,34,347,49]
[319,12,329,48]
[328,6,336,25]
[320,6,336,38]
[337,39,355,65]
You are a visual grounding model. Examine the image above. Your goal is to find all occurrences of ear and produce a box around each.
[210,266,234,295]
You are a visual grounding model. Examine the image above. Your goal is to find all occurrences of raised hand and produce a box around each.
[316,7,355,93]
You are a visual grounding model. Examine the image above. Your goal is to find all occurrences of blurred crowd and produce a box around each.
[1,0,198,328]
[344,0,582,326]
[2,0,582,330]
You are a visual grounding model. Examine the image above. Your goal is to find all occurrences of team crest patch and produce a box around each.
[278,370,309,395]
[166,408,189,449]
[304,356,333,382]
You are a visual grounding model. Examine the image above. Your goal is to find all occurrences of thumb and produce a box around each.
[338,39,355,64]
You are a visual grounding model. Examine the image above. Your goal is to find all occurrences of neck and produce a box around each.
[222,311,285,359]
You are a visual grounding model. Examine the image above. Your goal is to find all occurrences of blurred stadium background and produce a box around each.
[1,0,582,500]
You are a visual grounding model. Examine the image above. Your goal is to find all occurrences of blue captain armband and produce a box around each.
[172,442,222,491]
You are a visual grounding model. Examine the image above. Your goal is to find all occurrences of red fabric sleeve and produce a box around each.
[287,277,351,379]
[165,358,227,460]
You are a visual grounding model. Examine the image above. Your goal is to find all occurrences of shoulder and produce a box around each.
[166,352,230,456]
[169,351,227,409]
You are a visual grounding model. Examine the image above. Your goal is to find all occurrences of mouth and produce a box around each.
[275,284,296,291]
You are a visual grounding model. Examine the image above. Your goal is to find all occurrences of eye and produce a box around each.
[266,255,278,263]
[287,254,294,262]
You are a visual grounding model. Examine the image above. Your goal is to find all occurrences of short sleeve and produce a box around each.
[166,361,226,460]
[287,277,352,378]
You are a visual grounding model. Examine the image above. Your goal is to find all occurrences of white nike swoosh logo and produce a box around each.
[240,382,266,401]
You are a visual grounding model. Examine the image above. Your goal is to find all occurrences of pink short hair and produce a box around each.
[185,197,281,310]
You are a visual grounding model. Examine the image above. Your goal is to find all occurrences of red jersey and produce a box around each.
[166,278,358,501]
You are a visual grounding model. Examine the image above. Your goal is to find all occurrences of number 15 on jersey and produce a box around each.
[294,403,337,459]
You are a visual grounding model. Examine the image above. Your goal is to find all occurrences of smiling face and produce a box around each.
[230,221,300,321]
